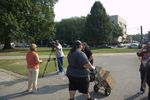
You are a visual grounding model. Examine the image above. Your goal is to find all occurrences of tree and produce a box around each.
[84,1,113,45]
[22,0,57,43]
[131,34,141,42]
[112,23,123,43]
[0,0,19,49]
[55,17,86,44]
[0,0,57,49]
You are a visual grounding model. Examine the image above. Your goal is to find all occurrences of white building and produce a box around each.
[110,15,127,42]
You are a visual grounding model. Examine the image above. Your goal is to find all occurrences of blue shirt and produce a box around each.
[66,50,89,77]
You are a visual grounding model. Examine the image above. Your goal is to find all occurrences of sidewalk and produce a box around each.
[0,53,147,100]
[0,68,26,89]
[0,69,98,100]
[0,68,67,99]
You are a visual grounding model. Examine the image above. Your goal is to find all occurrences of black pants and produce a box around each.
[146,70,150,100]
[146,80,150,100]
[140,70,146,92]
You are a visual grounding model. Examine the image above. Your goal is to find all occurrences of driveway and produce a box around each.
[0,53,148,100]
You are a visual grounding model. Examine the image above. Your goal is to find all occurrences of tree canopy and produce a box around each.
[111,23,123,43]
[84,1,113,45]
[0,0,57,49]
[55,17,86,44]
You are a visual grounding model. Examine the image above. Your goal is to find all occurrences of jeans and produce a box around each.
[57,57,64,72]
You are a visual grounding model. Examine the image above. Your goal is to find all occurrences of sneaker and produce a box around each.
[61,71,65,75]
[137,91,145,94]
[24,89,32,93]
[57,72,62,75]
[58,72,65,75]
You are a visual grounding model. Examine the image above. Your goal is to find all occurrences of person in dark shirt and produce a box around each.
[66,40,96,100]
[137,45,148,94]
[144,42,150,100]
[82,42,93,65]
[137,42,150,99]
[82,42,95,82]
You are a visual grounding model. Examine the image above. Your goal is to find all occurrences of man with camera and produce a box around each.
[52,40,65,75]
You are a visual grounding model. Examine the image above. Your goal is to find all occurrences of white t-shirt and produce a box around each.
[55,43,64,58]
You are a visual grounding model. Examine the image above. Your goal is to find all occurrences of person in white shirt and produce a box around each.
[53,40,65,74]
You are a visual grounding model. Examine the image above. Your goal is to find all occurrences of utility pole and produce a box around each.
[148,31,150,41]
[140,26,143,47]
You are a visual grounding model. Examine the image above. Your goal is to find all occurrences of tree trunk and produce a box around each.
[3,35,13,50]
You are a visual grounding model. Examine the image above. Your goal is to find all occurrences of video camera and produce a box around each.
[48,40,59,50]
[50,41,56,51]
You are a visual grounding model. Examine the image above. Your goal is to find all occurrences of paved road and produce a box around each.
[0,53,148,100]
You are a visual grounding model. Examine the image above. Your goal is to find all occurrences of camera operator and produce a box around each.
[51,41,56,52]
[52,40,65,75]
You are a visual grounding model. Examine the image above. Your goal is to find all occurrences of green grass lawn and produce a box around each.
[0,58,68,77]
[0,47,70,56]
[0,47,138,56]
[0,47,138,76]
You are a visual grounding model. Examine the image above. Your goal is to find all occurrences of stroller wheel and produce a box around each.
[94,84,99,92]
[104,88,111,96]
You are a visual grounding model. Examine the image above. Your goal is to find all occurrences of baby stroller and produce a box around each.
[90,66,115,96]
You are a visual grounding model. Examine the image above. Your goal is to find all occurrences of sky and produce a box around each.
[54,0,150,35]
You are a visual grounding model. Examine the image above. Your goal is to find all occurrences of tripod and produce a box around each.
[42,50,57,77]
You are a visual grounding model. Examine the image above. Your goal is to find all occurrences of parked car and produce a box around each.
[97,44,112,48]
[128,43,139,49]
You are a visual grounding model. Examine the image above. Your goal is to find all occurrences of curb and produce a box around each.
[0,68,26,79]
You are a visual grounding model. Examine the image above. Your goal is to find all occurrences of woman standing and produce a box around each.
[26,43,42,93]
[82,42,93,65]
[66,40,95,100]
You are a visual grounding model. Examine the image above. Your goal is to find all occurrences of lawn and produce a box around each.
[0,58,68,77]
[0,47,138,77]
[0,47,138,56]
[0,47,70,56]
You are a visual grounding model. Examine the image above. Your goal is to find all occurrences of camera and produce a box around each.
[48,40,59,51]
[51,41,57,51]
[52,41,55,46]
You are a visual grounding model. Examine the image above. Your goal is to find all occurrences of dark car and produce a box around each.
[128,43,139,49]
[97,44,112,48]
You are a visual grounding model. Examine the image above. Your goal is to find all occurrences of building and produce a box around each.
[110,15,127,42]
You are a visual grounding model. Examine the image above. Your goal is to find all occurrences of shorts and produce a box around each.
[67,75,89,94]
